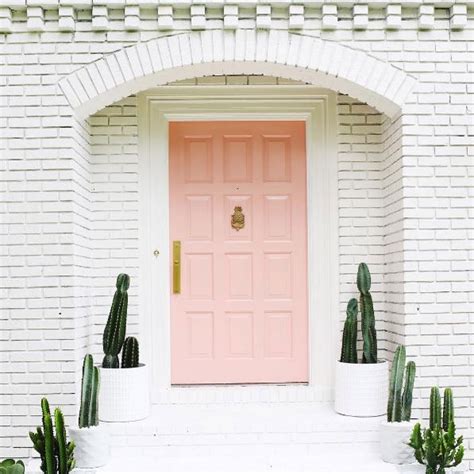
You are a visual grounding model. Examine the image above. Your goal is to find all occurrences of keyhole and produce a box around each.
[153,249,160,257]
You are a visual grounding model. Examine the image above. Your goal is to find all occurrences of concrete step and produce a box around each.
[27,402,428,473]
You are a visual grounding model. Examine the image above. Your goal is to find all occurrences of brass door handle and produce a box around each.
[173,240,181,294]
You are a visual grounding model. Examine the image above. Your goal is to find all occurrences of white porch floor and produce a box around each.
[30,400,426,473]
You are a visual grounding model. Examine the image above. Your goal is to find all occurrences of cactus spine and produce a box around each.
[387,345,416,422]
[357,263,377,363]
[29,398,75,474]
[340,298,358,363]
[443,387,454,431]
[102,273,130,368]
[78,354,100,428]
[430,386,442,430]
[122,336,139,368]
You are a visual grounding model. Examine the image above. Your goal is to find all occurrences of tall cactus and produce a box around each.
[78,354,100,428]
[102,273,130,368]
[121,336,139,368]
[29,398,75,474]
[340,298,358,363]
[357,263,377,363]
[443,387,454,431]
[387,345,416,422]
[430,386,442,430]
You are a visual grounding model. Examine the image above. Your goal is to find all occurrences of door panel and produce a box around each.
[169,121,308,384]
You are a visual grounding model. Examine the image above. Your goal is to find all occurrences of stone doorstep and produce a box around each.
[26,401,425,472]
[24,401,469,473]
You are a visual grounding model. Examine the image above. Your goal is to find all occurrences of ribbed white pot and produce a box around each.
[334,360,388,417]
[380,420,416,464]
[68,425,109,469]
[99,363,150,422]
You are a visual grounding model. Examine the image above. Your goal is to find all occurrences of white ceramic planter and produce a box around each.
[334,360,388,417]
[379,420,416,464]
[68,425,109,469]
[99,363,150,422]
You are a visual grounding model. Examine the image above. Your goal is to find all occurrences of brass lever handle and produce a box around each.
[172,240,181,294]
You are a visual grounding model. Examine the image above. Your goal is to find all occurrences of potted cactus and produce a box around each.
[409,387,464,473]
[68,354,109,468]
[335,263,389,417]
[99,273,150,422]
[380,345,417,464]
[29,398,75,473]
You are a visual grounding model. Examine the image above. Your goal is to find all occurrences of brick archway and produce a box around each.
[59,30,416,118]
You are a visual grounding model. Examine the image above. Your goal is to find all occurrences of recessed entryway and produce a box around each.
[169,120,308,384]
[138,86,338,400]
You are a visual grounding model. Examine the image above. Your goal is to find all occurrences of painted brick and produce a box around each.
[1,5,473,469]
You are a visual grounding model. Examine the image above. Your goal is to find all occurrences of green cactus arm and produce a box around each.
[360,293,377,363]
[79,354,93,428]
[401,361,416,422]
[122,336,140,368]
[442,388,454,431]
[67,441,76,472]
[54,408,68,474]
[430,387,442,430]
[102,291,121,354]
[102,354,119,368]
[103,274,130,367]
[453,445,464,467]
[89,366,99,426]
[356,262,371,295]
[387,345,406,422]
[41,398,50,416]
[41,406,56,474]
[340,299,358,363]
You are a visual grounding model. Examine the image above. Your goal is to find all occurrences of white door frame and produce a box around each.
[138,86,339,402]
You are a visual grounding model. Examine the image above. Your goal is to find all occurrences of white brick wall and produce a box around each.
[1,2,473,466]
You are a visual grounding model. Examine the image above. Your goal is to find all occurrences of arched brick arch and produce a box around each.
[59,30,416,118]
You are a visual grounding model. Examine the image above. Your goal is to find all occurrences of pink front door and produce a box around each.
[169,121,308,384]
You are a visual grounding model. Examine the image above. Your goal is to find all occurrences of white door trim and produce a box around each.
[138,86,339,402]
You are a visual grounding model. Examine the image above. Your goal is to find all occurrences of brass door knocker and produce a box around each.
[231,206,245,231]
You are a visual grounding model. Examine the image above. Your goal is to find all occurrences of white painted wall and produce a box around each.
[1,2,473,466]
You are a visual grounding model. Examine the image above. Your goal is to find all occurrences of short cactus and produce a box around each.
[29,398,75,474]
[121,336,139,368]
[357,263,377,363]
[387,345,416,422]
[0,459,25,474]
[78,354,99,428]
[340,298,358,363]
[409,387,464,473]
[102,273,130,368]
